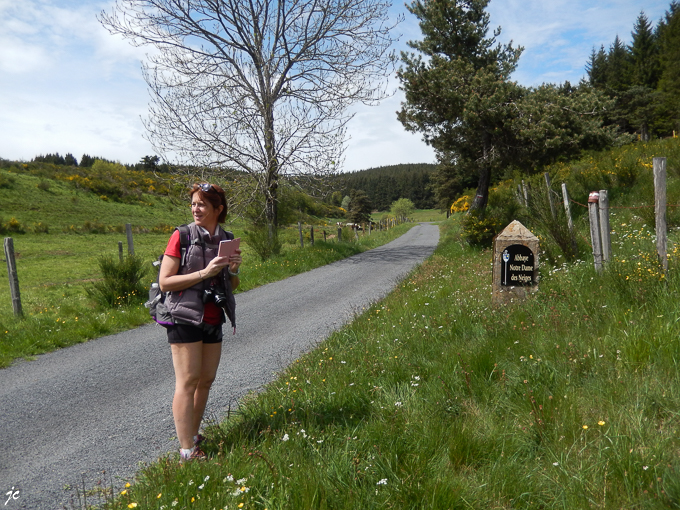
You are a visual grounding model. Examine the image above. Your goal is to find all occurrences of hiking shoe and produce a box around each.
[179,446,207,462]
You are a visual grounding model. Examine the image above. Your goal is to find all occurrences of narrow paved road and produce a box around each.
[0,223,439,509]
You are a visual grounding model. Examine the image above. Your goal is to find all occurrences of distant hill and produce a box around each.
[335,163,437,211]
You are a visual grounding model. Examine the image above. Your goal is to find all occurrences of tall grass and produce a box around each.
[98,213,680,509]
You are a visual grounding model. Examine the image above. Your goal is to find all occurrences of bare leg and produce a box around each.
[170,342,203,449]
[192,342,223,436]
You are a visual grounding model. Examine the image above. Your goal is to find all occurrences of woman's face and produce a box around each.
[191,192,223,228]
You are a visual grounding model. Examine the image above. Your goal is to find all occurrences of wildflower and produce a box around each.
[237,478,248,485]
[643,466,649,470]
[377,479,388,485]
[282,433,289,441]
[598,421,605,426]
[128,504,138,509]
[224,475,234,483]
[553,462,559,466]
[582,425,588,430]
[157,493,162,499]
[395,402,402,407]
[120,490,128,495]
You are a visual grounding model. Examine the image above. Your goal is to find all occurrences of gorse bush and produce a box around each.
[87,254,148,308]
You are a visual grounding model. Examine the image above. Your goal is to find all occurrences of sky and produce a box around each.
[0,0,672,172]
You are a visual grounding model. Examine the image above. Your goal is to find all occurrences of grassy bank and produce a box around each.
[97,212,680,510]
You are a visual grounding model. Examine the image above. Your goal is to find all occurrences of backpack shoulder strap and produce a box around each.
[176,224,191,267]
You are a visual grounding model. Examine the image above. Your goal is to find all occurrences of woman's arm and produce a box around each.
[159,254,230,293]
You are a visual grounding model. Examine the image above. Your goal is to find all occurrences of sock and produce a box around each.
[193,435,198,444]
[180,447,195,459]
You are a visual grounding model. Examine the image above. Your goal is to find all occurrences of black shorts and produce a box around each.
[167,323,223,344]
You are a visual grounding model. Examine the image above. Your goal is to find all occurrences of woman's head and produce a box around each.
[190,183,227,224]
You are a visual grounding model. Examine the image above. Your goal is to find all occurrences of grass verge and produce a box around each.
[97,216,680,509]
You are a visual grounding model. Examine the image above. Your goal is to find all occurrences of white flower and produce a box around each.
[204,476,210,482]
[224,475,234,483]
[553,462,559,466]
[282,434,289,441]
[236,478,248,485]
[377,479,388,485]
[643,466,649,470]
[198,484,204,490]
[395,402,402,407]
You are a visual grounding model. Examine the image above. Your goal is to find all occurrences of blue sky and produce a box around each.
[0,0,672,172]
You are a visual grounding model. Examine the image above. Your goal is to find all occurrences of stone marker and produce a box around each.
[492,220,539,305]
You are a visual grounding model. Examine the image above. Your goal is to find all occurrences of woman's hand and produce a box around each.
[228,249,242,274]
[201,254,231,280]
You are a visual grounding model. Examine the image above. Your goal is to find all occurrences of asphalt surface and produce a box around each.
[0,223,439,509]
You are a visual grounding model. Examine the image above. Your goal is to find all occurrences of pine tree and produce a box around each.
[657,1,680,135]
[606,35,631,92]
[586,45,609,88]
[397,0,523,211]
[629,11,660,88]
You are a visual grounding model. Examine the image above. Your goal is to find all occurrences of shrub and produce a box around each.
[244,223,282,261]
[2,217,26,234]
[31,222,49,234]
[460,210,502,247]
[87,254,148,307]
[36,180,51,191]
[0,173,16,189]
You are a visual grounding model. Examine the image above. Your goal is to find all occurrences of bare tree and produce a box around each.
[99,0,400,233]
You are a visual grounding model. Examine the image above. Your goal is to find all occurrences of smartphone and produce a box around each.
[218,238,240,258]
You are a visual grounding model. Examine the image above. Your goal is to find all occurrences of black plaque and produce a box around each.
[500,244,534,286]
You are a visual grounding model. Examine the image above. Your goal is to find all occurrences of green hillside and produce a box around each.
[0,161,191,232]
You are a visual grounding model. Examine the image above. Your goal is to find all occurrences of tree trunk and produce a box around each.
[469,132,492,212]
[264,100,278,243]
[640,122,650,142]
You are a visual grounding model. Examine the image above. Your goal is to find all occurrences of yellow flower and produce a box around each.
[157,493,162,498]
[120,490,127,495]
[128,504,138,509]
[598,421,605,426]
[582,425,588,430]
[238,504,244,509]
[125,483,131,488]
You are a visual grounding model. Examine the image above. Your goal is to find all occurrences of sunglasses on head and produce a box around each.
[198,183,216,193]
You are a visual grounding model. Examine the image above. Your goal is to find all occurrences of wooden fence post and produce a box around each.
[588,192,603,272]
[561,183,577,257]
[545,173,556,219]
[118,241,124,263]
[125,223,134,255]
[310,226,314,246]
[337,227,342,242]
[323,230,327,242]
[298,221,304,248]
[598,190,611,263]
[4,237,23,317]
[654,157,668,275]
